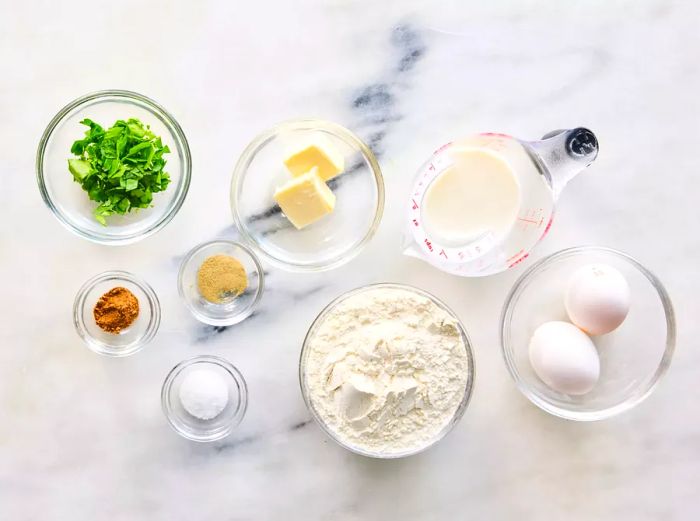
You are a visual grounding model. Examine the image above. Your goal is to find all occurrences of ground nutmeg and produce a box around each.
[93,286,140,334]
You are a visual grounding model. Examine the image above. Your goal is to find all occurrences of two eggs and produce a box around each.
[529,264,631,395]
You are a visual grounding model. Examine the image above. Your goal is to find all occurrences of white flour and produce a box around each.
[303,286,471,455]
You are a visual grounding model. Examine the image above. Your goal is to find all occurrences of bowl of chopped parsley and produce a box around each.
[37,90,191,244]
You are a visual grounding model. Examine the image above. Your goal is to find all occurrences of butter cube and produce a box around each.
[283,136,345,181]
[273,167,336,229]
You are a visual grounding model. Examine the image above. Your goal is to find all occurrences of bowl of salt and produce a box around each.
[161,355,248,442]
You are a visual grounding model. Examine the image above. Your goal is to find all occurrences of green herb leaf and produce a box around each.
[67,159,93,181]
[67,118,171,225]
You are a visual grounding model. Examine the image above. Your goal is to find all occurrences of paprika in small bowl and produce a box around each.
[73,270,161,356]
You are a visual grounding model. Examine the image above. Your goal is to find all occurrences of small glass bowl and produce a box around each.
[299,283,475,458]
[501,246,675,421]
[231,119,384,272]
[37,90,192,245]
[161,355,248,442]
[73,271,161,357]
[178,240,264,326]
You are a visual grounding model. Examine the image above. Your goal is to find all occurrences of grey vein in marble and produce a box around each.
[351,23,428,157]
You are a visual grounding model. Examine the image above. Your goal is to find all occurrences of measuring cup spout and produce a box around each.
[524,128,598,199]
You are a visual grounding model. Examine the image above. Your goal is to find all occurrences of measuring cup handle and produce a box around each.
[528,127,599,199]
[541,128,598,161]
[566,128,598,159]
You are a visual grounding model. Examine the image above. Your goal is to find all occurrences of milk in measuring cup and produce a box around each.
[404,128,599,277]
[422,146,521,246]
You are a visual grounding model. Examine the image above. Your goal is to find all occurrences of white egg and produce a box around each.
[565,263,630,335]
[529,321,600,395]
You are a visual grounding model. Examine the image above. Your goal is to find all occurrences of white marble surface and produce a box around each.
[1,1,699,519]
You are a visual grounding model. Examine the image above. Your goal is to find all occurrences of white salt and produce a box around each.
[178,368,229,420]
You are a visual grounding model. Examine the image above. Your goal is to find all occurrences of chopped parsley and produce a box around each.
[67,118,171,225]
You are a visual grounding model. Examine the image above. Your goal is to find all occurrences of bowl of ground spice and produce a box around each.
[178,240,264,326]
[74,271,161,356]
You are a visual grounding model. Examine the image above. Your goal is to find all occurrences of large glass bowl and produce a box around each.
[231,119,384,271]
[501,246,675,421]
[37,90,192,245]
[299,283,475,458]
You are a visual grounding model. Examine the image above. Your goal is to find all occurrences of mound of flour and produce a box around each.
[304,286,470,455]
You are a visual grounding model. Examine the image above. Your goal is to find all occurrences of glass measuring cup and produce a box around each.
[403,128,598,277]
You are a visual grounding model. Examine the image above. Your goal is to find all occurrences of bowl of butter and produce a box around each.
[231,119,384,271]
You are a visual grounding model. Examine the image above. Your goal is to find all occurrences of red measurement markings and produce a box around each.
[412,219,419,227]
[439,249,448,259]
[411,199,419,210]
[428,163,436,171]
[508,252,530,269]
[424,238,434,252]
[539,216,554,241]
[518,208,545,230]
[518,217,539,225]
[507,249,525,263]
[433,142,453,155]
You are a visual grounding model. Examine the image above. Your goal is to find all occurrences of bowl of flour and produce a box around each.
[299,283,475,458]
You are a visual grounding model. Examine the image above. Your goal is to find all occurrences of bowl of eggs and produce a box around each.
[501,246,675,421]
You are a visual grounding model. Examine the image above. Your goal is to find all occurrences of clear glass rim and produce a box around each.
[177,240,265,326]
[73,270,161,357]
[230,118,385,272]
[36,89,192,245]
[500,245,676,421]
[161,355,249,442]
[298,282,475,458]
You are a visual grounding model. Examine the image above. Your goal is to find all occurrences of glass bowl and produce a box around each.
[161,355,248,442]
[231,119,384,271]
[501,246,675,421]
[178,240,264,326]
[299,283,475,458]
[73,270,161,356]
[37,90,192,245]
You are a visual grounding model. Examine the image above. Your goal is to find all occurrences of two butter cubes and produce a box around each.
[273,136,345,229]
